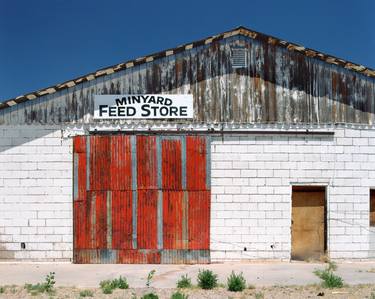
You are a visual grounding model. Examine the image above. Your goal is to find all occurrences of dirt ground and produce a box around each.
[0,284,375,299]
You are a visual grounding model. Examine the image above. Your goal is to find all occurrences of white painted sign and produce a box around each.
[94,94,193,119]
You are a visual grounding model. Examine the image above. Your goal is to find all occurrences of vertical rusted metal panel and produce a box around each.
[73,136,86,252]
[137,135,158,189]
[137,190,158,249]
[94,191,107,249]
[370,190,375,227]
[188,191,210,250]
[162,138,182,190]
[186,136,207,191]
[111,191,133,249]
[73,201,86,250]
[136,136,158,250]
[163,191,184,249]
[110,135,132,190]
[90,136,111,191]
[73,136,87,200]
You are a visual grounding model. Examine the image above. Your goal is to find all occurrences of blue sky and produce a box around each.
[1,0,374,102]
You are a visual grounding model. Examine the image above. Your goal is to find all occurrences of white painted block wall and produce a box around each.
[1,125,375,261]
[0,125,72,261]
[210,127,375,261]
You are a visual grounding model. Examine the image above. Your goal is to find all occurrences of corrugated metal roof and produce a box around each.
[1,26,374,111]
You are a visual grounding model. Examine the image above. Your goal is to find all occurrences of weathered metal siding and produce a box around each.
[73,134,211,264]
[1,36,374,126]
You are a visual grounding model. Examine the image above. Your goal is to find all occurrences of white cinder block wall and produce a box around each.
[210,127,375,261]
[1,124,375,261]
[0,125,73,261]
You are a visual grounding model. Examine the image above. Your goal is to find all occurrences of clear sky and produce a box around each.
[1,0,374,102]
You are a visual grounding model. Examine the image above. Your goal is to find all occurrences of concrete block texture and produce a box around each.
[211,127,375,261]
[0,125,72,261]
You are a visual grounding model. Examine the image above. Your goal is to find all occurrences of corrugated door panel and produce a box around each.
[73,136,89,252]
[188,191,210,250]
[73,136,86,153]
[162,139,182,190]
[90,136,111,191]
[86,191,96,249]
[163,191,185,249]
[186,136,207,191]
[137,136,158,189]
[73,200,87,249]
[137,190,158,249]
[111,191,133,249]
[110,136,132,190]
[73,136,87,201]
[94,191,107,249]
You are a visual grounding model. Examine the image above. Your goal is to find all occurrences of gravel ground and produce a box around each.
[0,284,375,299]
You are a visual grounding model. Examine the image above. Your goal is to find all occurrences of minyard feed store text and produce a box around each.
[0,26,375,263]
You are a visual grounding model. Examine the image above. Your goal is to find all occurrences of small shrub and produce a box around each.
[44,272,56,293]
[314,263,344,289]
[24,272,56,295]
[370,292,375,299]
[146,270,156,287]
[315,270,343,288]
[102,284,113,294]
[170,291,189,299]
[0,286,4,294]
[141,293,159,299]
[197,269,218,290]
[100,276,129,294]
[112,276,129,289]
[99,280,114,294]
[227,271,246,292]
[176,274,192,289]
[255,292,264,299]
[79,289,94,297]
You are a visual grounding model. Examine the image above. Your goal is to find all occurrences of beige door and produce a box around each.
[291,187,326,261]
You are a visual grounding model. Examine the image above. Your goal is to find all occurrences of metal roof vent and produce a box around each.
[231,46,248,68]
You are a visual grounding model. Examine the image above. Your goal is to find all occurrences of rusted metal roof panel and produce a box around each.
[2,27,374,125]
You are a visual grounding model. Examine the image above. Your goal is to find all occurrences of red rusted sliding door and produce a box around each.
[73,135,210,264]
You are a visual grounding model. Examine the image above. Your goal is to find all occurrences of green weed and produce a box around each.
[197,269,218,290]
[141,293,159,299]
[79,289,94,297]
[146,270,156,287]
[176,274,192,289]
[227,271,246,292]
[24,272,56,295]
[99,276,129,294]
[314,263,344,289]
[170,291,189,299]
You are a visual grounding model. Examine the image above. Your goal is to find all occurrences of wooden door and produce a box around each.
[291,186,326,261]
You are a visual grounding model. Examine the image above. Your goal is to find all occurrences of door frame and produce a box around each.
[290,184,328,261]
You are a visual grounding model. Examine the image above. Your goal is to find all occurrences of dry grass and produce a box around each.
[0,284,374,298]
